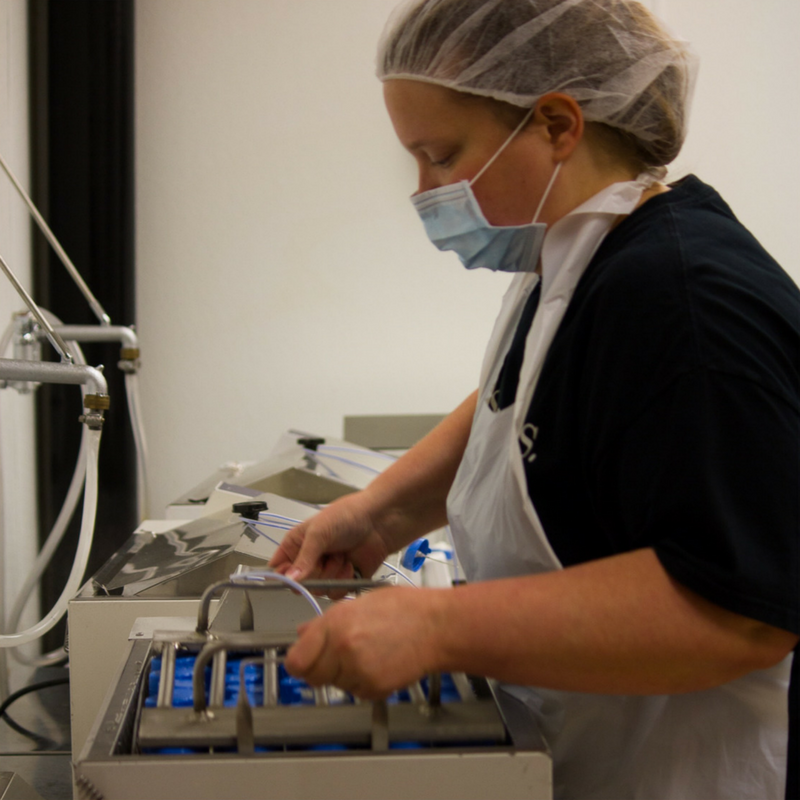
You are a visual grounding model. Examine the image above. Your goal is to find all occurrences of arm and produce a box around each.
[285,548,798,699]
[270,390,477,580]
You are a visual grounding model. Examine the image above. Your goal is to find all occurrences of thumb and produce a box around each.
[286,619,327,678]
[285,530,328,581]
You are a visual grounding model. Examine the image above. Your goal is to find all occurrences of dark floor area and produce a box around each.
[0,666,72,800]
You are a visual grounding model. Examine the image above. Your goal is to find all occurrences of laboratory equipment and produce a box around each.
[67,492,324,760]
[74,578,552,800]
[166,430,395,520]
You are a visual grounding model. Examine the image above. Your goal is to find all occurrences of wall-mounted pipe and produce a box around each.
[0,358,107,398]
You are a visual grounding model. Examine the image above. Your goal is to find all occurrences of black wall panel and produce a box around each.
[29,0,136,651]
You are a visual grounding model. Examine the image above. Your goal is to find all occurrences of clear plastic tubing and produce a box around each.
[124,371,149,520]
[7,431,87,664]
[303,449,381,476]
[0,425,101,648]
[233,571,324,617]
[4,322,89,660]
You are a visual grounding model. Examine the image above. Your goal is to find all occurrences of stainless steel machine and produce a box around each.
[73,578,552,800]
[67,492,327,762]
[67,431,430,761]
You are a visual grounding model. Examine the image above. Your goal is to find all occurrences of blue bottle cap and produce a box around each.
[400,538,431,572]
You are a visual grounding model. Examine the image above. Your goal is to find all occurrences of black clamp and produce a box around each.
[232,500,268,520]
[297,436,325,451]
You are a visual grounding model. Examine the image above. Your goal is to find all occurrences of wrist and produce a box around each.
[357,482,412,556]
[418,587,456,676]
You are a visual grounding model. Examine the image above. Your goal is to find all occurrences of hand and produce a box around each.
[269,491,392,583]
[285,587,443,700]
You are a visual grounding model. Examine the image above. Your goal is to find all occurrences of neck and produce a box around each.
[542,146,643,227]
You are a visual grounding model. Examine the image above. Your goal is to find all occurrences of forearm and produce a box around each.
[361,390,477,553]
[428,548,797,694]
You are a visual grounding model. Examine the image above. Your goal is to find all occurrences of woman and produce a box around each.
[271,1,800,797]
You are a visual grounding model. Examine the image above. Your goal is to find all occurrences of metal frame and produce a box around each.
[75,633,552,800]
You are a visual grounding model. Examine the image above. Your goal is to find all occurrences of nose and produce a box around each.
[414,165,440,197]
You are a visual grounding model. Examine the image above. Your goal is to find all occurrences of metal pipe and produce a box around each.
[236,659,256,755]
[427,673,442,711]
[263,649,278,707]
[0,150,111,326]
[156,644,177,708]
[0,253,73,363]
[0,358,107,397]
[209,651,227,707]
[49,325,139,349]
[193,640,229,714]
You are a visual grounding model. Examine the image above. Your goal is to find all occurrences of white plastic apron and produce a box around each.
[446,177,792,799]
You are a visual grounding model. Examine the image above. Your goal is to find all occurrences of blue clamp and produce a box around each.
[401,538,431,572]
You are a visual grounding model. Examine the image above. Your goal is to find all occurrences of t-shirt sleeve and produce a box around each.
[594,367,800,634]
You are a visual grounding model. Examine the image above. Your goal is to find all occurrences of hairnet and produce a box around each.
[377,0,698,167]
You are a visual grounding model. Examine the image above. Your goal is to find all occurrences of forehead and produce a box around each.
[383,79,505,150]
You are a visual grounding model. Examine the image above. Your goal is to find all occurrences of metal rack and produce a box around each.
[74,580,552,800]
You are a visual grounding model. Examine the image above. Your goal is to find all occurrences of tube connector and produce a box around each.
[118,347,141,374]
[83,393,110,411]
[79,411,105,430]
[80,393,109,430]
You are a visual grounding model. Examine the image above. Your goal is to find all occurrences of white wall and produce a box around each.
[136,0,508,515]
[136,0,800,516]
[0,0,35,647]
[664,0,799,274]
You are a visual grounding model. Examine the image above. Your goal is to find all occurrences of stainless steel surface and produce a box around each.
[0,772,46,800]
[170,460,356,510]
[86,495,320,600]
[0,766,64,800]
[74,752,551,800]
[87,514,248,598]
[343,414,446,449]
[68,597,220,762]
[167,435,392,516]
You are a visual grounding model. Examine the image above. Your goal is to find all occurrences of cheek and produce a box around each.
[476,170,541,226]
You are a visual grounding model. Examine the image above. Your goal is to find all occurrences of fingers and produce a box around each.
[285,618,328,679]
[270,520,328,581]
[285,594,417,700]
[268,523,306,571]
[319,554,355,600]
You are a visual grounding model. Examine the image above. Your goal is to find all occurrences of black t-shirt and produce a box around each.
[493,175,800,794]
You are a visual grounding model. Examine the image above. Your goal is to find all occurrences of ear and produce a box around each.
[534,93,584,161]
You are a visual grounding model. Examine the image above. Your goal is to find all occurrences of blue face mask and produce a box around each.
[411,109,561,273]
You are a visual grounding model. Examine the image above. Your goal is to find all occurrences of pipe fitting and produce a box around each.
[84,393,110,411]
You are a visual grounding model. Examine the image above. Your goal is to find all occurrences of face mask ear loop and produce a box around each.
[531,161,563,224]
[469,106,535,188]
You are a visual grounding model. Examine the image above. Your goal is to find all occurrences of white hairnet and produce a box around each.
[377,0,698,167]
